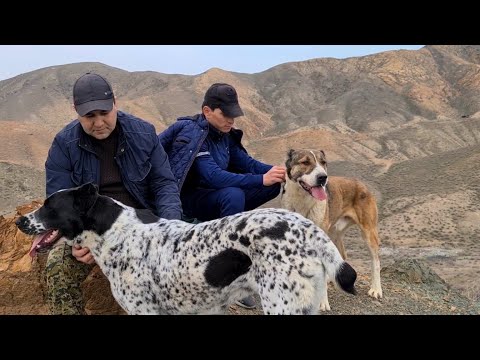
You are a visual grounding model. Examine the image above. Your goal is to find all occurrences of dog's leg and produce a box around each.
[328,220,350,260]
[361,226,382,299]
[318,273,331,312]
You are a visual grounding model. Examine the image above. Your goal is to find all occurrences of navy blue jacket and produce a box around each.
[45,111,182,220]
[159,114,272,191]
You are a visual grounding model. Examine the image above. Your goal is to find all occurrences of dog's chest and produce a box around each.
[283,183,327,228]
[304,201,327,228]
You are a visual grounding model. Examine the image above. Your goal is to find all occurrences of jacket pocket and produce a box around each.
[126,161,152,182]
[174,136,190,145]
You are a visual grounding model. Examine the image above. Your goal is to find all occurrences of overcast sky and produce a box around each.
[0,45,424,81]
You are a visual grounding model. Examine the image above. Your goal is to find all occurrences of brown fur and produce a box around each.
[281,149,382,299]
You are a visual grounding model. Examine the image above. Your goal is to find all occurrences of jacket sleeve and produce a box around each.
[148,136,183,220]
[192,142,264,189]
[45,134,75,197]
[228,140,273,175]
[158,122,180,153]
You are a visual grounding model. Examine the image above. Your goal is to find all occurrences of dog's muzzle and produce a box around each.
[299,175,328,201]
[16,216,63,257]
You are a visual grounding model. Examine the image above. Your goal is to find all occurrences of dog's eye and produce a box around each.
[300,160,310,165]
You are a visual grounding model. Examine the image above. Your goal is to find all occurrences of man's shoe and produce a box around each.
[235,296,256,309]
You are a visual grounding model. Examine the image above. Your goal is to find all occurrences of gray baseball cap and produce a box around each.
[73,73,114,116]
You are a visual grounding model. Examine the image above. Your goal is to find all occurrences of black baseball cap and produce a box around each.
[202,83,244,118]
[73,73,114,117]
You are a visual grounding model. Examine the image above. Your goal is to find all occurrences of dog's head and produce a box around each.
[15,183,99,257]
[285,149,328,200]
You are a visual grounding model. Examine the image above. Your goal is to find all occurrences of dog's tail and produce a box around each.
[320,241,357,295]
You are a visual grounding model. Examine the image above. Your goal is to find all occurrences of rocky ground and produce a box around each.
[228,258,480,315]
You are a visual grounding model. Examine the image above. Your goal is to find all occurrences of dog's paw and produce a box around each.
[368,287,383,299]
[319,301,331,311]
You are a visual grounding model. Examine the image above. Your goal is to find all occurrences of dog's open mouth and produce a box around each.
[29,229,62,257]
[299,181,327,201]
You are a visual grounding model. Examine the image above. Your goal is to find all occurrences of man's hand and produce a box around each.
[72,244,96,265]
[263,165,286,186]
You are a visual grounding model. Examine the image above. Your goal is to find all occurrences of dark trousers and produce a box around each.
[181,184,281,221]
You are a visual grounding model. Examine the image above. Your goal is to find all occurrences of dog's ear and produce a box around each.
[78,182,99,195]
[285,149,295,179]
[75,183,99,214]
[287,149,295,162]
[319,150,326,160]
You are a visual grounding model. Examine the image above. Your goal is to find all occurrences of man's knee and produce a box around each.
[45,243,92,315]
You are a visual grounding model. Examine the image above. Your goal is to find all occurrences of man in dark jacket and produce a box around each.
[159,83,286,309]
[44,73,182,314]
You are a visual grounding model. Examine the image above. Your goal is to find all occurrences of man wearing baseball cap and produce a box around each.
[159,83,286,310]
[44,72,183,314]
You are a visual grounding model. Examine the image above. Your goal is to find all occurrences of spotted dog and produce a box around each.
[16,183,357,315]
[281,149,382,299]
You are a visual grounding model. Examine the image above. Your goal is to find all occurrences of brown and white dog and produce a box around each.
[280,149,382,300]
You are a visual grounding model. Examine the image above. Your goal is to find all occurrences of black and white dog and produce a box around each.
[16,183,357,315]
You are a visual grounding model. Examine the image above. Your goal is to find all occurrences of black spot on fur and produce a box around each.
[336,262,357,295]
[236,217,248,232]
[298,269,313,278]
[259,220,289,240]
[204,248,252,288]
[162,233,169,246]
[184,229,195,242]
[229,233,238,241]
[302,305,313,315]
[145,238,151,254]
[239,235,250,247]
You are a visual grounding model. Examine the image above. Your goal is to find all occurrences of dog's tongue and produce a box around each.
[29,234,44,258]
[311,186,327,201]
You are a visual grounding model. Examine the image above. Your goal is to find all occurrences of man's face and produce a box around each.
[203,107,235,133]
[77,104,117,140]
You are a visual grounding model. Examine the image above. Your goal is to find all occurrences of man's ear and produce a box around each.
[202,105,213,118]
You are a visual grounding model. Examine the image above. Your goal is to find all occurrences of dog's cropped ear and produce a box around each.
[287,149,295,162]
[75,183,99,214]
[78,182,99,195]
[285,149,295,179]
[319,150,326,160]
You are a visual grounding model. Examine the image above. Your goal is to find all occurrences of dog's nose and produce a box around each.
[15,217,24,227]
[316,175,327,187]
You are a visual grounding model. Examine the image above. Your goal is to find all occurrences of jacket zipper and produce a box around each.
[179,126,209,190]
